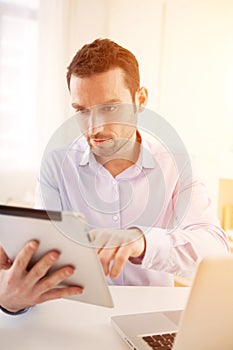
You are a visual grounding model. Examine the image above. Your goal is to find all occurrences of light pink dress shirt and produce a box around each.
[35,135,229,286]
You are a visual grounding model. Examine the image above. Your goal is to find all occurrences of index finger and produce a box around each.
[0,245,12,269]
[109,245,131,279]
[12,240,39,271]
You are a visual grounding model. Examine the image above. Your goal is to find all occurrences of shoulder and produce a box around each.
[141,133,193,176]
[40,137,89,171]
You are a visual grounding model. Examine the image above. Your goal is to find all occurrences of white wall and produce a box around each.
[1,0,233,213]
[0,171,37,207]
[107,0,164,112]
[159,0,233,211]
[160,0,233,152]
[37,0,109,161]
[106,0,233,212]
[0,0,109,207]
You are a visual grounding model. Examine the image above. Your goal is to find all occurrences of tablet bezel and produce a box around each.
[0,205,114,308]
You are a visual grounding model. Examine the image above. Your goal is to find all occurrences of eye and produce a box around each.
[76,108,90,115]
[100,103,120,113]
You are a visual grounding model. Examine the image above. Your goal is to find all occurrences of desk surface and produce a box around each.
[0,286,189,350]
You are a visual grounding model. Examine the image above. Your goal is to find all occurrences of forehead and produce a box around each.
[70,67,132,107]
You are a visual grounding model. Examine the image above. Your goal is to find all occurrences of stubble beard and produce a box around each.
[89,130,138,164]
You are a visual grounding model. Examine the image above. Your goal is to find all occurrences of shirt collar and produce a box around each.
[79,145,91,166]
[138,137,157,169]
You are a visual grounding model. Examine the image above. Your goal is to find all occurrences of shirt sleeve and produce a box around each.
[0,305,30,316]
[138,179,229,278]
[34,150,63,211]
[34,178,62,211]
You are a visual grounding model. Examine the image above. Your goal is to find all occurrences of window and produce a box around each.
[0,0,39,170]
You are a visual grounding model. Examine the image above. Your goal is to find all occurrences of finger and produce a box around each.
[90,234,109,252]
[88,229,97,242]
[38,285,83,304]
[98,246,118,275]
[25,250,60,286]
[88,229,104,244]
[109,245,131,279]
[36,265,76,293]
[12,240,39,272]
[0,245,12,269]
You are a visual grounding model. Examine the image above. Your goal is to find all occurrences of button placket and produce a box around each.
[111,179,121,227]
[112,214,118,222]
[112,179,119,200]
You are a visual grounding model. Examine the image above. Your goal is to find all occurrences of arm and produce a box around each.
[36,144,229,279]
[141,180,229,278]
[34,148,65,211]
[90,180,229,279]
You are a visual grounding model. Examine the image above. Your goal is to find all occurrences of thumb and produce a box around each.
[0,245,12,269]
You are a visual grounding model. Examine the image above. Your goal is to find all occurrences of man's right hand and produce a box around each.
[0,241,83,313]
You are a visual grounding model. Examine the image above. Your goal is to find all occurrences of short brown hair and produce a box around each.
[66,38,140,101]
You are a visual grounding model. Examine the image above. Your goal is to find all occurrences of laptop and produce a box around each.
[111,255,233,350]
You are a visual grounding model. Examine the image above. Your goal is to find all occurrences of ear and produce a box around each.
[135,87,148,111]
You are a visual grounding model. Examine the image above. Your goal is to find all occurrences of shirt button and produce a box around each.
[112,215,118,222]
[112,180,116,185]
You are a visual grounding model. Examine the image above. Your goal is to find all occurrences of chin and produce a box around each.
[90,139,131,159]
[91,147,117,158]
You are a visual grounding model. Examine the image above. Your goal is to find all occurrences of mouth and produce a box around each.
[91,138,112,145]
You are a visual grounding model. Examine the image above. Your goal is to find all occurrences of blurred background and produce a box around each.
[0,0,233,235]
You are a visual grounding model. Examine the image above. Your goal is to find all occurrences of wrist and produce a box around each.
[0,305,30,316]
[129,233,146,265]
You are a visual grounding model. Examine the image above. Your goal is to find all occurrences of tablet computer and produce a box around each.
[0,205,114,308]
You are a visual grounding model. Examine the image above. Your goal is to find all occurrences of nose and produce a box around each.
[87,109,104,135]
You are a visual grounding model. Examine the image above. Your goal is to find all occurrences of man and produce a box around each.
[0,38,229,315]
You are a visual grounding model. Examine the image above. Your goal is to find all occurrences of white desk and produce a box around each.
[0,286,189,350]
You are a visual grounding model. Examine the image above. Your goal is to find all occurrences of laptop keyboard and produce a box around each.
[142,332,176,349]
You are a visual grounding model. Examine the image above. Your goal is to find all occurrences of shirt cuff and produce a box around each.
[0,305,30,316]
[137,226,172,271]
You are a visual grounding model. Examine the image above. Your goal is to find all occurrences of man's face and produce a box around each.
[70,68,138,159]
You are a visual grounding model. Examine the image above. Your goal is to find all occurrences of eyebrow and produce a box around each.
[71,99,122,110]
[71,103,85,110]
